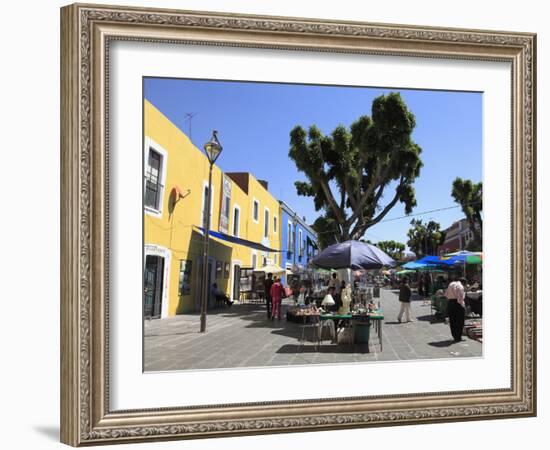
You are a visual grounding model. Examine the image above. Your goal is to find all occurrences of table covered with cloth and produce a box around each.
[320,313,384,350]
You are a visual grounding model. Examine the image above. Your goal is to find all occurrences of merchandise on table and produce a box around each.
[286,304,320,323]
[463,319,483,342]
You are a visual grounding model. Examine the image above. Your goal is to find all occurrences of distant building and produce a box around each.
[438,218,477,254]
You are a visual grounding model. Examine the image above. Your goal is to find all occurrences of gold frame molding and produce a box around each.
[60,3,536,446]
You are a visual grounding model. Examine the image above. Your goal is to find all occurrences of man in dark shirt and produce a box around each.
[398,277,413,323]
[264,273,274,319]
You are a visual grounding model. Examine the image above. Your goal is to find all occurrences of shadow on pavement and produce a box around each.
[144,331,199,337]
[428,339,456,348]
[276,343,370,354]
[415,314,441,322]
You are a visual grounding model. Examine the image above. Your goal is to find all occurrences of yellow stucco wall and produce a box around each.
[144,100,285,316]
[242,175,283,269]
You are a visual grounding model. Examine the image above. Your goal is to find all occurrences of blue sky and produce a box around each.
[144,78,482,247]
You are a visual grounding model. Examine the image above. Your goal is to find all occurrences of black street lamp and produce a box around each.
[200,130,222,333]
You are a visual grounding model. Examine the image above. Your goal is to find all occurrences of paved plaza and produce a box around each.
[144,288,482,372]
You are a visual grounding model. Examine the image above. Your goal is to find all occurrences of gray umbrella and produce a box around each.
[312,240,396,270]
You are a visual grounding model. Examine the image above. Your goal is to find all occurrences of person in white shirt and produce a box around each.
[445,278,467,342]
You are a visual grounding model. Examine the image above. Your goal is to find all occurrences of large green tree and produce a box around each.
[451,178,482,251]
[289,93,423,245]
[376,240,406,260]
[406,219,445,257]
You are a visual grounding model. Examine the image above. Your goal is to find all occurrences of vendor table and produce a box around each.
[466,291,483,316]
[320,313,384,351]
[431,295,448,320]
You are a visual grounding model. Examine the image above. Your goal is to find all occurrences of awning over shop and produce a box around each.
[196,227,282,253]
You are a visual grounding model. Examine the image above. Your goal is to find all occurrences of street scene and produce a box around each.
[144,289,481,371]
[143,78,483,372]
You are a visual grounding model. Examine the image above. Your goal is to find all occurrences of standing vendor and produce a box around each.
[328,272,340,294]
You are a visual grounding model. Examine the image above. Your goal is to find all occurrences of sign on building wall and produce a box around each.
[219,175,232,234]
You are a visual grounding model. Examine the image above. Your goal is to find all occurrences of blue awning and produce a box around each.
[196,227,281,253]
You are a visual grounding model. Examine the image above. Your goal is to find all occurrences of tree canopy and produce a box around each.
[451,177,482,251]
[376,240,406,260]
[406,219,445,257]
[289,92,423,246]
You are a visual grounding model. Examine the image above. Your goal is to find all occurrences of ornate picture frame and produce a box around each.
[60,3,536,446]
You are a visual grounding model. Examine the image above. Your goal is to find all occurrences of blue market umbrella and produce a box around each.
[401,261,429,270]
[311,240,396,270]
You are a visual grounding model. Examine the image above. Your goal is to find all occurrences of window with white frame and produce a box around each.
[264,208,269,238]
[299,230,303,256]
[273,216,278,233]
[232,206,240,237]
[287,221,293,253]
[145,148,164,211]
[201,182,214,229]
[253,199,259,222]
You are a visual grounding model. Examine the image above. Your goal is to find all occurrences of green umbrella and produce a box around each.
[396,270,415,276]
[443,251,483,265]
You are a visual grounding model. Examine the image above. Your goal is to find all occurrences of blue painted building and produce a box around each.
[279,201,318,283]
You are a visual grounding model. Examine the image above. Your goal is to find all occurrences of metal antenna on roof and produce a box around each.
[184,112,197,141]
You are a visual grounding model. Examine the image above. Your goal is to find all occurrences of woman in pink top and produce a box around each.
[445,278,467,342]
[270,277,285,320]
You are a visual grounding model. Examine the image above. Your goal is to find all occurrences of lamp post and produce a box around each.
[200,130,223,333]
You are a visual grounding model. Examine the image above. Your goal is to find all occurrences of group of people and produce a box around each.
[397,276,470,343]
[263,272,357,320]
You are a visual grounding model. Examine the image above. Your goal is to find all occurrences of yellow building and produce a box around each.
[143,100,282,318]
[225,173,282,270]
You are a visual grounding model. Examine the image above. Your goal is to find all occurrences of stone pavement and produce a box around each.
[144,288,482,371]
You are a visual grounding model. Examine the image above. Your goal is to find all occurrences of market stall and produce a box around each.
[290,301,384,351]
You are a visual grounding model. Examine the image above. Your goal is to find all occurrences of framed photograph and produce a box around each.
[60,3,536,446]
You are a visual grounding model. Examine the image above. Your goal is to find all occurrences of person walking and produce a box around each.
[397,277,414,323]
[269,276,285,321]
[445,277,467,342]
[264,272,274,319]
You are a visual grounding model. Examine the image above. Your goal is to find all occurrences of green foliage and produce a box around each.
[311,214,340,249]
[289,92,423,245]
[451,178,483,251]
[376,240,406,259]
[406,219,446,257]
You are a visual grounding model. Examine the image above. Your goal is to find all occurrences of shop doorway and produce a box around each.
[232,264,241,300]
[144,255,164,319]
